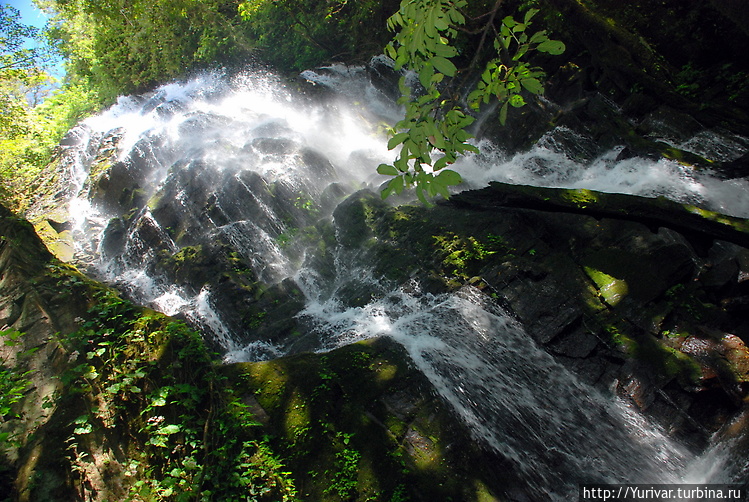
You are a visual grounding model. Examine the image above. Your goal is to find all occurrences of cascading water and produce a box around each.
[59,59,749,498]
[301,283,695,499]
[64,66,399,354]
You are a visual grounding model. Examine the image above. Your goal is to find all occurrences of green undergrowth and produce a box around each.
[0,330,34,445]
[12,258,504,501]
[57,290,297,501]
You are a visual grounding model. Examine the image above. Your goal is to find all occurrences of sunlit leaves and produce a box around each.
[378,0,474,202]
[0,5,57,140]
[73,415,93,435]
[377,163,399,176]
[466,9,564,125]
[237,0,267,20]
[378,1,565,201]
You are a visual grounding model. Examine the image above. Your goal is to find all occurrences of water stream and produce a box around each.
[58,61,749,498]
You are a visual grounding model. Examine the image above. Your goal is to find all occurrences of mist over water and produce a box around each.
[459,131,749,218]
[60,63,749,498]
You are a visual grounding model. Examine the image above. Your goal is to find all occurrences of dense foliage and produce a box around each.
[43,0,399,102]
[42,0,250,101]
[0,5,94,209]
[1,5,49,138]
[238,0,399,72]
[58,290,298,501]
[378,0,564,202]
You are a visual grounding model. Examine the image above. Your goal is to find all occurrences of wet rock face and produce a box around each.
[42,54,748,475]
[0,207,93,501]
[77,110,353,352]
[326,185,749,447]
[88,133,169,215]
[225,337,524,502]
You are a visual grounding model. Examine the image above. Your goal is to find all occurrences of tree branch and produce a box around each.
[467,0,504,74]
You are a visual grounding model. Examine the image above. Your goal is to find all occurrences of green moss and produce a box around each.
[32,221,76,262]
[562,188,598,208]
[606,323,702,386]
[660,146,713,167]
[602,323,637,356]
[584,266,629,306]
[146,191,163,211]
[662,329,689,339]
[684,204,749,233]
[636,337,702,386]
[284,391,312,441]
[222,339,508,501]
[433,232,506,278]
[247,361,289,412]
[474,480,502,502]
[89,160,112,181]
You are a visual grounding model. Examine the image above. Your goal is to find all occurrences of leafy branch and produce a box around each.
[378,1,565,203]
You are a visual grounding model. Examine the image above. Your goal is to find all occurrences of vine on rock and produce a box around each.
[378,0,565,203]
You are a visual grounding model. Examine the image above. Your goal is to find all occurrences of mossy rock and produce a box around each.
[223,337,517,501]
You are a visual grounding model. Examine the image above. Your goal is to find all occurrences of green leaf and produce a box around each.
[509,94,526,107]
[529,30,549,44]
[419,64,435,88]
[431,56,457,77]
[74,424,93,435]
[151,396,167,407]
[387,132,409,150]
[385,44,397,61]
[425,12,437,38]
[435,169,462,185]
[537,39,566,55]
[524,8,539,25]
[433,43,457,58]
[467,89,483,109]
[158,424,181,435]
[392,175,406,194]
[377,163,399,176]
[415,185,430,206]
[381,185,394,200]
[433,156,450,170]
[481,68,492,84]
[404,138,420,158]
[521,78,544,94]
[73,415,93,434]
[394,155,408,172]
[499,101,509,125]
[432,179,451,199]
[513,44,529,61]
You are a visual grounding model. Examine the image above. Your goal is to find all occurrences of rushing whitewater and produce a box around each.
[59,62,749,498]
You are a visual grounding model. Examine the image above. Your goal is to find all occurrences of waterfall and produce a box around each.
[301,283,695,499]
[58,61,749,497]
